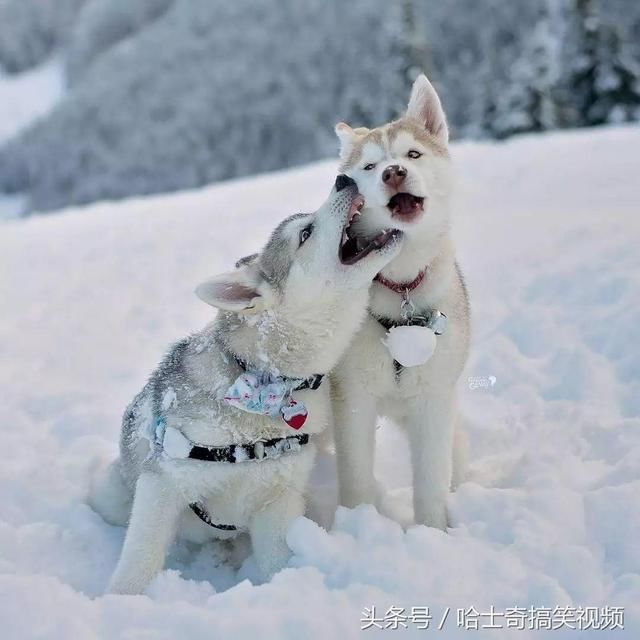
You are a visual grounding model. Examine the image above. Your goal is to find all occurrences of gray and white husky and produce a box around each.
[331,75,471,530]
[90,176,402,594]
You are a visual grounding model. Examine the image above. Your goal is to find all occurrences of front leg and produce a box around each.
[407,389,456,530]
[108,471,183,595]
[249,491,305,581]
[332,384,378,509]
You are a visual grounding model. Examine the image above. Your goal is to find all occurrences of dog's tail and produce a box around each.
[86,457,133,527]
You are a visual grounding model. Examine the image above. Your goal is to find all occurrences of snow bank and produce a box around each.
[0,126,639,638]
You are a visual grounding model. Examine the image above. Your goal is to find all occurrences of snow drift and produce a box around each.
[0,126,639,638]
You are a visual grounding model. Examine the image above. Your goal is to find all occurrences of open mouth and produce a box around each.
[339,195,401,265]
[387,193,425,219]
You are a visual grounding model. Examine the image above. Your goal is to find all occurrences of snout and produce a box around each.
[335,174,356,192]
[332,174,361,220]
[382,164,407,191]
[324,174,402,268]
[380,165,425,223]
[323,174,363,239]
[334,174,363,218]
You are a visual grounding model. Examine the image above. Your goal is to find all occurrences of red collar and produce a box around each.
[374,268,426,294]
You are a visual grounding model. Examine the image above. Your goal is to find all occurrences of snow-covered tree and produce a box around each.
[1,0,640,213]
[0,0,86,73]
[590,21,640,123]
[417,0,545,139]
[393,0,434,103]
[492,4,563,138]
[66,0,174,83]
[556,0,640,127]
[0,0,407,211]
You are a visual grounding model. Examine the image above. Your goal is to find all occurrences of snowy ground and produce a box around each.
[0,126,639,638]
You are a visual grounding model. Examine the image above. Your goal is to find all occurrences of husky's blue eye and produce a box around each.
[363,163,377,171]
[407,149,422,159]
[299,224,313,246]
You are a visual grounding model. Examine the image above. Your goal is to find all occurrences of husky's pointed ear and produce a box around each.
[406,74,448,144]
[335,122,357,162]
[195,265,265,313]
[235,253,259,269]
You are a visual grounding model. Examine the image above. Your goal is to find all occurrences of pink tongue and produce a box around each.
[393,194,417,215]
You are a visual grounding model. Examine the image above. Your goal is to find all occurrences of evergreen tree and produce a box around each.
[2,0,640,212]
[557,0,640,127]
[590,21,640,123]
[397,0,434,100]
[492,9,562,138]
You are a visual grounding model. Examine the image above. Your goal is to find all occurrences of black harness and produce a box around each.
[182,353,323,532]
[187,433,310,531]
[373,311,444,332]
[187,433,310,464]
[189,502,238,532]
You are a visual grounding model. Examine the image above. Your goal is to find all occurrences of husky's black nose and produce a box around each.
[335,174,356,192]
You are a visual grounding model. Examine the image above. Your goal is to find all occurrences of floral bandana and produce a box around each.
[223,371,308,429]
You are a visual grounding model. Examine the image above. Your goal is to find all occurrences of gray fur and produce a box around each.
[91,181,403,593]
[258,212,310,289]
[235,253,259,269]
